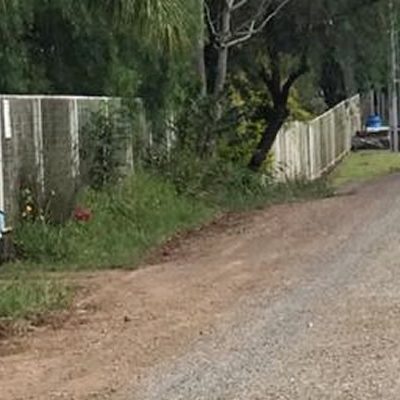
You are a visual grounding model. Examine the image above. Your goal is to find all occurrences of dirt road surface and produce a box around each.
[2,175,400,399]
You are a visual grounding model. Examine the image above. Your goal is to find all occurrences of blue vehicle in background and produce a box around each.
[352,113,391,151]
[365,114,389,134]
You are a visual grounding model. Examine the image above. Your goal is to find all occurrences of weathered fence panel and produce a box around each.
[273,95,361,181]
[0,95,135,223]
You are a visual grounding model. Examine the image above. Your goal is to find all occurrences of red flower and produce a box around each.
[73,207,92,222]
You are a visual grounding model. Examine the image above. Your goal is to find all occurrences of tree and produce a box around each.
[203,0,292,95]
[102,0,199,51]
[0,0,391,172]
[248,0,387,170]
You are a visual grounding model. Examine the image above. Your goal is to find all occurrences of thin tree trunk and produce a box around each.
[197,0,207,96]
[214,46,228,96]
[248,109,287,171]
[197,40,207,96]
[250,50,309,172]
[213,2,231,96]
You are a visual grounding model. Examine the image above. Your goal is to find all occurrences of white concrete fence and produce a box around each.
[0,95,138,223]
[273,95,361,181]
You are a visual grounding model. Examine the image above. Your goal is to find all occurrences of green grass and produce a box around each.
[13,172,215,271]
[210,178,333,211]
[0,170,332,323]
[1,172,214,322]
[11,172,332,273]
[0,277,71,320]
[331,150,400,187]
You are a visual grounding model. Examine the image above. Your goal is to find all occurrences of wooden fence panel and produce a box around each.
[273,95,361,181]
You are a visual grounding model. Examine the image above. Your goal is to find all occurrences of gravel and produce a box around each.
[120,175,400,399]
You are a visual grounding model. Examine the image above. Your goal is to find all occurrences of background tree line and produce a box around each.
[0,0,392,170]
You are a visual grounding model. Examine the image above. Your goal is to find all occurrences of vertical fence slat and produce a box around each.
[0,95,148,225]
[33,98,45,197]
[273,95,360,181]
[70,99,80,180]
[0,100,4,212]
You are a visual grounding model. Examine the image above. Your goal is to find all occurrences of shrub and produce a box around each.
[14,172,214,270]
[80,103,133,190]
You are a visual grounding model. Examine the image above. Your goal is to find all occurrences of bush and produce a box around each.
[14,172,214,270]
[144,87,276,205]
[14,166,332,271]
[80,103,134,190]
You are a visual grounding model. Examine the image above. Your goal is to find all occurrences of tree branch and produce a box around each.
[204,2,219,44]
[232,0,250,11]
[281,54,309,103]
[225,0,293,48]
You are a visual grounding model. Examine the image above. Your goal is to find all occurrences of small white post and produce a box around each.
[390,0,399,152]
[33,99,45,195]
[309,124,315,180]
[0,100,5,212]
[69,99,80,178]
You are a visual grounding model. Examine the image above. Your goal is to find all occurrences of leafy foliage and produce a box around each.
[14,172,214,268]
[81,104,133,190]
[104,0,199,51]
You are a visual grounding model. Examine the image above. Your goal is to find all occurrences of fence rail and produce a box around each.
[273,95,361,181]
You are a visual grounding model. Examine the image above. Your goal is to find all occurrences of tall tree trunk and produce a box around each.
[214,46,228,96]
[197,0,207,96]
[250,50,309,172]
[248,108,288,171]
[213,2,231,96]
[197,40,207,96]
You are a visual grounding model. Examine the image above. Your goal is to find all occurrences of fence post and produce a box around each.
[346,99,352,152]
[0,100,4,212]
[273,130,281,181]
[330,110,336,166]
[33,98,45,197]
[303,123,310,180]
[347,101,352,151]
[308,123,315,180]
[69,99,80,180]
[289,125,295,179]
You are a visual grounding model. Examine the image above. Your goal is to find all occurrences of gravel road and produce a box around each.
[119,174,400,400]
[3,174,400,400]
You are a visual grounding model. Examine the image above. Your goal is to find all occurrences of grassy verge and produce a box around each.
[0,277,71,321]
[1,172,214,322]
[0,171,332,323]
[11,172,332,272]
[14,173,214,271]
[331,150,400,187]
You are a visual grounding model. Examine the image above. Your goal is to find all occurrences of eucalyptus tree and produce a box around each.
[203,0,292,95]
[247,0,387,170]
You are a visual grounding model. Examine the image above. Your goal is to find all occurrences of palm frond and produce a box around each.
[106,0,198,51]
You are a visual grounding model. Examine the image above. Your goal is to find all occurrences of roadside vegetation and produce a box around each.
[0,0,391,325]
[14,173,333,271]
[1,171,332,321]
[331,151,400,187]
[0,278,71,321]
